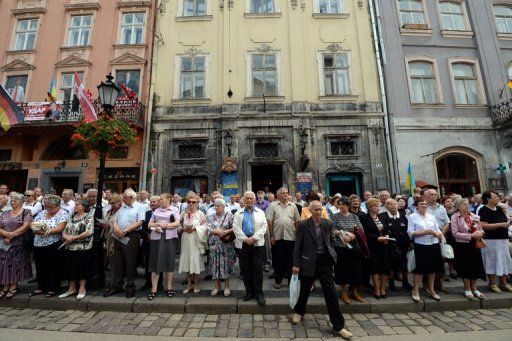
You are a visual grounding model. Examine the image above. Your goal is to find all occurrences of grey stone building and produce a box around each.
[375,0,512,196]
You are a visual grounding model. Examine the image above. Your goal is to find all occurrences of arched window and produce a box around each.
[40,137,87,160]
[436,153,480,197]
[494,5,512,33]
[408,61,437,104]
[439,2,465,31]
[451,62,480,104]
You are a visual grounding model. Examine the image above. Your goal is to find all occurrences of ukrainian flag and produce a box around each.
[0,84,23,131]
[405,162,416,194]
[47,76,57,102]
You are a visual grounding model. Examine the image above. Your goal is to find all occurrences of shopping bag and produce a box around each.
[406,249,415,272]
[289,273,301,309]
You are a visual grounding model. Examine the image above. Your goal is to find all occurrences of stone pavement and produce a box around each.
[0,307,512,339]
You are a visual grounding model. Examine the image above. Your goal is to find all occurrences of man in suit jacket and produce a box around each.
[233,191,268,305]
[291,200,352,339]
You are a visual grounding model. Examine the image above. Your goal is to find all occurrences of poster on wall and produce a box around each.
[116,70,140,98]
[296,172,312,196]
[24,102,64,121]
[222,172,239,201]
[5,75,28,103]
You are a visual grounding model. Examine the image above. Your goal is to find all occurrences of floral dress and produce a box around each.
[0,210,33,284]
[206,211,236,279]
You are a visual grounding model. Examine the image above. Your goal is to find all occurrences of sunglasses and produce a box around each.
[188,201,197,204]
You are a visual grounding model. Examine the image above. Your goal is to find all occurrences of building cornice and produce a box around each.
[64,2,101,11]
[11,7,46,15]
[117,0,152,8]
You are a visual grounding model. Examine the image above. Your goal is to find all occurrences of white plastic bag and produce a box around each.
[440,240,454,259]
[289,273,301,309]
[406,249,415,272]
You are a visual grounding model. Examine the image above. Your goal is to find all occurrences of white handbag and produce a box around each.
[440,238,454,259]
[406,249,416,272]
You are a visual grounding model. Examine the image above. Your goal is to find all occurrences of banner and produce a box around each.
[222,172,239,201]
[24,101,63,121]
[296,172,312,194]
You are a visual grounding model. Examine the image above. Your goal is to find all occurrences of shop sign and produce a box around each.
[296,172,312,194]
[101,168,139,181]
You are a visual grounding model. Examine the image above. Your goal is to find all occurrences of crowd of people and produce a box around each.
[1,183,512,339]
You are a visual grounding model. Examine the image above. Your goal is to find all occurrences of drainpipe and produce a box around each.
[140,1,160,192]
[368,0,399,194]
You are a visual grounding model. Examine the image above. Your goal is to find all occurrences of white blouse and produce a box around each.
[407,212,441,245]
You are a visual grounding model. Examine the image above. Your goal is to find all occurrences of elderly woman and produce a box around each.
[31,195,69,297]
[22,190,42,217]
[360,198,391,299]
[348,195,365,218]
[408,199,444,302]
[147,193,181,300]
[478,191,512,293]
[58,199,94,300]
[0,192,32,298]
[207,198,236,296]
[101,193,122,291]
[379,199,412,292]
[451,198,486,299]
[331,197,365,304]
[395,196,410,217]
[179,191,206,294]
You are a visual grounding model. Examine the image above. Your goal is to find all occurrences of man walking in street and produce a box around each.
[291,200,352,339]
[233,191,268,305]
[266,187,300,289]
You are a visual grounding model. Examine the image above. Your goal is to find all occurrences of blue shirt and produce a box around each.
[242,208,255,237]
[117,202,145,231]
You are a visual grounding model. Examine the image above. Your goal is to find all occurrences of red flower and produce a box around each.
[71,133,84,141]
[134,136,140,143]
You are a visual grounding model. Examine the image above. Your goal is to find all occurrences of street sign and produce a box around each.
[496,163,510,173]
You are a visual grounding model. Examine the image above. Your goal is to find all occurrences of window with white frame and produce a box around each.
[322,53,351,96]
[398,0,425,25]
[251,0,275,14]
[508,62,512,80]
[439,2,465,31]
[183,0,207,16]
[121,13,145,44]
[452,63,479,105]
[251,54,277,97]
[60,72,83,102]
[14,19,38,51]
[179,56,206,99]
[318,0,343,14]
[68,15,92,47]
[494,5,512,33]
[409,61,437,104]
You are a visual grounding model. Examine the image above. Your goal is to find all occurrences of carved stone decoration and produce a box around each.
[221,157,238,173]
[169,165,209,177]
[159,0,169,14]
[333,163,355,173]
[300,0,306,11]
[372,125,382,145]
[358,0,364,9]
[326,43,343,53]
[290,0,298,10]
[220,0,224,10]
[184,47,201,57]
[220,0,234,10]
[255,44,272,54]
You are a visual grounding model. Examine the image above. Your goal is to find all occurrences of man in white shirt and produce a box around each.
[60,189,75,214]
[8,77,25,103]
[227,194,241,214]
[294,192,306,207]
[505,193,512,217]
[138,190,150,212]
[172,193,182,212]
[360,191,373,213]
[378,190,390,214]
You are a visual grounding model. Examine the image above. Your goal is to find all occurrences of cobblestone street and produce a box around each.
[1,307,512,339]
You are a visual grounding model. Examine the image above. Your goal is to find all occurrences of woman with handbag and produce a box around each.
[451,198,486,299]
[331,197,365,304]
[206,198,236,296]
[407,199,444,302]
[0,192,33,298]
[147,193,181,300]
[58,199,94,300]
[379,198,412,292]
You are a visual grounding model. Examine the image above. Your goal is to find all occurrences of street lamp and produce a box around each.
[299,128,308,155]
[224,130,233,157]
[97,73,120,114]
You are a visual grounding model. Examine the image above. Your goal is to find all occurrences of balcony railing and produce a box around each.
[490,99,512,127]
[14,99,145,128]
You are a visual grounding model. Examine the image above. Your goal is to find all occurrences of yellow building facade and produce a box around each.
[150,0,390,196]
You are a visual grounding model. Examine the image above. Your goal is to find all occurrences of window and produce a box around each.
[179,56,206,99]
[108,147,129,159]
[251,0,275,14]
[323,53,351,96]
[494,5,512,33]
[60,72,83,102]
[178,144,204,159]
[318,0,343,14]
[121,13,145,44]
[439,2,465,31]
[436,153,480,198]
[452,63,479,105]
[68,15,92,47]
[409,62,437,104]
[0,150,12,162]
[398,0,425,25]
[331,141,355,155]
[254,143,278,157]
[183,0,206,16]
[14,19,38,51]
[251,54,277,96]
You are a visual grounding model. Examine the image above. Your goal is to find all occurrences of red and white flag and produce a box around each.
[74,71,97,122]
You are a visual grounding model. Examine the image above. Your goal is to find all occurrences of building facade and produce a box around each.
[0,0,155,194]
[150,0,391,197]
[376,0,512,197]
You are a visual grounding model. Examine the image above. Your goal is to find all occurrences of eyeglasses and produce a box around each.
[188,201,197,204]
[46,205,58,209]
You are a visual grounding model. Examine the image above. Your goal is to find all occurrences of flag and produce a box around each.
[118,82,137,100]
[47,75,57,102]
[405,162,416,193]
[74,72,97,122]
[0,84,23,131]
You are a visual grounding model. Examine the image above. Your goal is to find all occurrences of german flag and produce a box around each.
[0,84,23,131]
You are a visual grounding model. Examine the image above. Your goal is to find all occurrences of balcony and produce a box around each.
[490,98,512,127]
[13,99,145,128]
